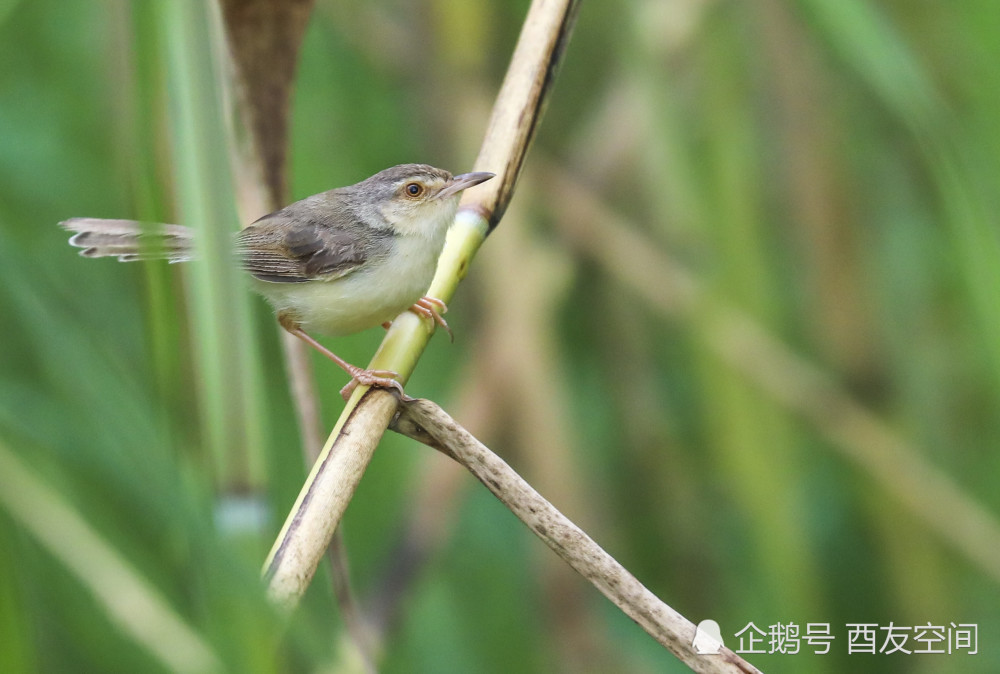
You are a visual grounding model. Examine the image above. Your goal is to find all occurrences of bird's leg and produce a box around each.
[408,296,452,341]
[278,313,407,401]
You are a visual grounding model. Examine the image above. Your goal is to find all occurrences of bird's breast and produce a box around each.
[252,233,443,336]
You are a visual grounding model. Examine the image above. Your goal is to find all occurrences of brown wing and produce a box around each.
[236,213,372,283]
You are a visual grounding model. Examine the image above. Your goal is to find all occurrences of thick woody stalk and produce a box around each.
[262,0,583,608]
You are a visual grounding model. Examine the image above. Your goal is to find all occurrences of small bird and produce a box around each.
[61,164,495,398]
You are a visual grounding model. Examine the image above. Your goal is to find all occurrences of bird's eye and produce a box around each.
[405,182,424,197]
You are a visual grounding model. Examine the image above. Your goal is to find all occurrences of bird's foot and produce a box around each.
[409,296,452,341]
[339,367,411,401]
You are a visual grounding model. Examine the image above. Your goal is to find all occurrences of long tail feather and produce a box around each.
[60,218,196,262]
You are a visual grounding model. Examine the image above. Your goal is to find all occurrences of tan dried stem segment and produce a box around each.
[389,398,762,674]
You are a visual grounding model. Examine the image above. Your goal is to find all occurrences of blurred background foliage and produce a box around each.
[1,0,998,672]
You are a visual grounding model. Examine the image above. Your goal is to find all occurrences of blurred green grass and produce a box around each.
[1,1,998,672]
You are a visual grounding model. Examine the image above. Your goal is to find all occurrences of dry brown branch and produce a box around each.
[388,397,762,674]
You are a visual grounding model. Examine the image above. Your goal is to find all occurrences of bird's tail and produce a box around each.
[60,218,196,262]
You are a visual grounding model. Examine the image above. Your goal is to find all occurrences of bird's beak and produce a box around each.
[438,171,495,199]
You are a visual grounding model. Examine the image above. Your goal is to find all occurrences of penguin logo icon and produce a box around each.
[692,619,725,654]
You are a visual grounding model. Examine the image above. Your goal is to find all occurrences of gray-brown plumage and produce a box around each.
[236,209,392,283]
[61,163,494,398]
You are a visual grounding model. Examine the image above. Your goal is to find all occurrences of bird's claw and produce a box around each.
[409,296,453,342]
[339,367,413,401]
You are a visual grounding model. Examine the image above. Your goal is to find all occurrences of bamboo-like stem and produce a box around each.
[262,0,583,609]
[388,398,761,674]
